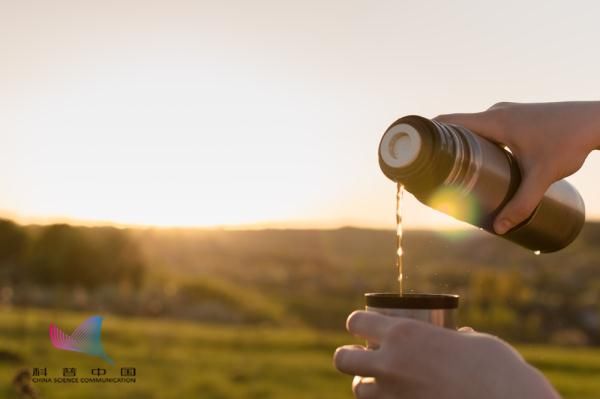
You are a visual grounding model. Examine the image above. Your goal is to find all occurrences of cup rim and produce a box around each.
[365,292,459,309]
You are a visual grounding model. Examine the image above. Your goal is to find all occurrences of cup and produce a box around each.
[365,293,459,329]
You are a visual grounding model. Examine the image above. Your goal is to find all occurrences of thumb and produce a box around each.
[433,112,506,145]
[494,168,550,234]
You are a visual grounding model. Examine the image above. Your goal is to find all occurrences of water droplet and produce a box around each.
[534,250,541,256]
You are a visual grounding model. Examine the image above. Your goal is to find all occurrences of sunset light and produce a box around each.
[2,1,599,229]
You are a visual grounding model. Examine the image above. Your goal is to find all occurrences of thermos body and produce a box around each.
[378,115,585,253]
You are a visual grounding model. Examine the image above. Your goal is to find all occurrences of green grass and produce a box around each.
[1,307,599,399]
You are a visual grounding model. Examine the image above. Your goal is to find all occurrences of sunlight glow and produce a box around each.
[1,0,599,229]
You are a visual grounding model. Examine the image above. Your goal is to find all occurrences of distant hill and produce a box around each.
[130,222,600,343]
[131,222,600,293]
[2,219,599,344]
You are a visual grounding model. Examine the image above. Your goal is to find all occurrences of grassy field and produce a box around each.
[1,307,599,399]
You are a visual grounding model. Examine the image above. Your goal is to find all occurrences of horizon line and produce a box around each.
[1,211,599,232]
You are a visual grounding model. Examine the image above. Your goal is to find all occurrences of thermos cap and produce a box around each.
[379,123,422,169]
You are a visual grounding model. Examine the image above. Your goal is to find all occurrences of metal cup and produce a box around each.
[365,293,459,329]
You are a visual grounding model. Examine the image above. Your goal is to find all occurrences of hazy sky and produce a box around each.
[1,0,599,230]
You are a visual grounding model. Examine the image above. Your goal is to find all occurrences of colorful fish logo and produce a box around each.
[49,316,113,364]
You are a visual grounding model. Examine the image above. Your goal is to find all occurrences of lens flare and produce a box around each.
[428,186,481,241]
[429,186,481,223]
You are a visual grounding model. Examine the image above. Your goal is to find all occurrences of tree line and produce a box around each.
[1,218,600,345]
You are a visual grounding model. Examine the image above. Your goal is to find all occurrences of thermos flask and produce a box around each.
[378,115,585,253]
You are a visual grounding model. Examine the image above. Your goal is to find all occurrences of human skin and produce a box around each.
[333,311,560,399]
[434,101,600,234]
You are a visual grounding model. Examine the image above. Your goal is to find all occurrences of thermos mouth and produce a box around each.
[379,123,423,169]
[378,115,451,195]
[365,293,459,309]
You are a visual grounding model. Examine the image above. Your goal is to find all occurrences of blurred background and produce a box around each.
[1,0,600,398]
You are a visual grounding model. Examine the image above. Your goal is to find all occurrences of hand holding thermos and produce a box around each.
[378,101,599,252]
[435,101,599,235]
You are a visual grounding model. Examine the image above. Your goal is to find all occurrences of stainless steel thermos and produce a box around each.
[378,115,585,253]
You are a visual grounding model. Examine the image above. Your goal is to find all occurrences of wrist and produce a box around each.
[578,101,600,151]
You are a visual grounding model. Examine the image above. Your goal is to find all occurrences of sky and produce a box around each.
[1,0,600,230]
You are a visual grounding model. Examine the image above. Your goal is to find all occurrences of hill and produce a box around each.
[1,219,599,344]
